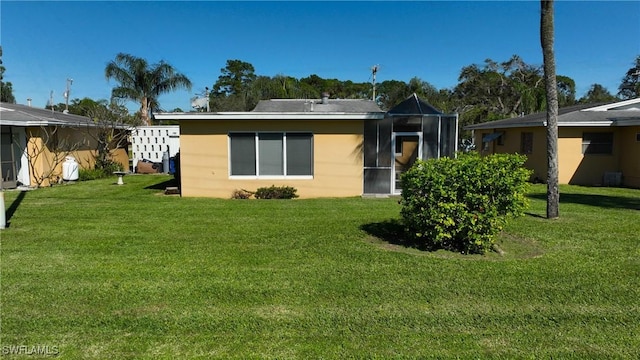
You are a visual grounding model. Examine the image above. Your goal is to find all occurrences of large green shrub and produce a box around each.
[399,152,531,254]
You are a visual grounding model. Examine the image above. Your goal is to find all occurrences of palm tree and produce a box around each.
[105,53,192,125]
[541,0,559,219]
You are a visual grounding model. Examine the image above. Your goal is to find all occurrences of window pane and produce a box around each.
[378,117,392,167]
[364,168,391,194]
[259,133,283,175]
[582,132,613,154]
[286,133,313,175]
[521,132,533,155]
[230,133,256,175]
[422,117,439,159]
[363,121,377,167]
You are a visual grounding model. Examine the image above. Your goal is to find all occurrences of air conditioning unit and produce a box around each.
[603,172,622,187]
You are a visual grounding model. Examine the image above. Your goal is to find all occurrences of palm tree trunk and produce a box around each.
[140,96,151,126]
[541,0,559,219]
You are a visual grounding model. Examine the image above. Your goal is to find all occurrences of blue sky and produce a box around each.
[2,1,639,112]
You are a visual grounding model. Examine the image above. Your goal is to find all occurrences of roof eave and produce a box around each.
[1,120,133,129]
[464,121,545,130]
[463,120,629,130]
[154,112,386,121]
[559,121,615,127]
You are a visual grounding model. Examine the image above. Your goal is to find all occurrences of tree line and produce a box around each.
[1,47,638,129]
[206,55,639,131]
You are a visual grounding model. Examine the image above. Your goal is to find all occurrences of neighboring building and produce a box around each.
[464,98,640,188]
[154,94,458,198]
[130,125,180,172]
[0,102,130,188]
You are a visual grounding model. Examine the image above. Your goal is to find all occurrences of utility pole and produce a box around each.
[206,87,210,112]
[64,78,73,113]
[371,65,378,101]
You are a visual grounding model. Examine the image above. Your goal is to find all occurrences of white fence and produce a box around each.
[130,126,180,171]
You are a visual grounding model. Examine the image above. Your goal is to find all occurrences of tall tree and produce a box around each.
[454,56,548,120]
[617,55,640,100]
[212,59,256,96]
[105,53,192,125]
[376,80,411,110]
[210,60,256,111]
[556,75,576,107]
[84,99,136,172]
[541,0,559,219]
[579,84,618,104]
[0,46,16,103]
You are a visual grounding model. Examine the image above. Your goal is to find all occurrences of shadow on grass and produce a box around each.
[360,219,433,251]
[144,178,180,191]
[525,212,547,219]
[527,192,640,211]
[5,190,27,228]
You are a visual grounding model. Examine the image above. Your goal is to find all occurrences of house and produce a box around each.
[0,102,130,188]
[464,98,640,188]
[153,94,458,198]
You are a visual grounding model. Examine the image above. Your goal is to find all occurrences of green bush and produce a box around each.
[79,157,124,181]
[78,168,110,181]
[399,152,531,254]
[254,185,299,199]
[95,158,123,174]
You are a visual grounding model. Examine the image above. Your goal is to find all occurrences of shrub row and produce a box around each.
[232,185,298,199]
[399,152,531,254]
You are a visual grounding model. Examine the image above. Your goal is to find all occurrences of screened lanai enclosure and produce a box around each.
[364,94,458,195]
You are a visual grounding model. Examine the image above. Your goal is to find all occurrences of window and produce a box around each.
[229,132,313,177]
[482,133,490,151]
[521,132,533,154]
[582,132,613,154]
[636,133,640,142]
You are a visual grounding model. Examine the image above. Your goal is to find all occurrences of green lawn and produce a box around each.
[1,175,639,359]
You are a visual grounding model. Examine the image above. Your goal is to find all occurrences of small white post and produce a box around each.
[0,164,5,228]
[0,190,6,229]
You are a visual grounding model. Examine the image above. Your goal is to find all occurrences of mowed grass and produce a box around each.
[1,175,639,359]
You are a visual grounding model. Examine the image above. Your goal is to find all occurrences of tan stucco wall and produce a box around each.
[559,127,620,186]
[475,126,637,188]
[179,119,364,198]
[619,126,640,188]
[26,126,129,187]
[475,127,547,181]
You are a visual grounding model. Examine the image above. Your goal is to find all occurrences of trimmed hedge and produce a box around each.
[399,152,531,254]
[254,185,299,199]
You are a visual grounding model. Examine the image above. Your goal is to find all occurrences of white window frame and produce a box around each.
[228,132,313,180]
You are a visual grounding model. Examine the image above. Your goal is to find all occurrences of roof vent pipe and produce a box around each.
[321,92,329,104]
[303,100,314,112]
[27,98,32,107]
